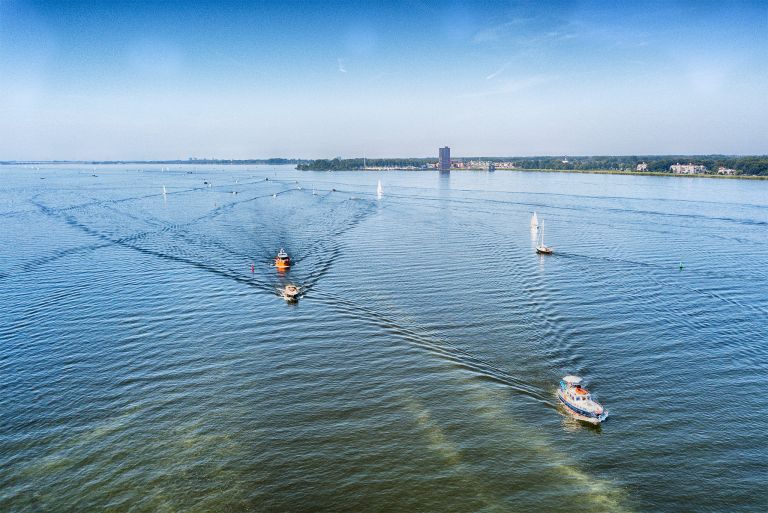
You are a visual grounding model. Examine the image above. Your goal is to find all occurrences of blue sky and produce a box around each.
[1,0,766,159]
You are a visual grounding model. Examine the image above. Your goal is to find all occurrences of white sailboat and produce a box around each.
[530,212,538,229]
[536,220,553,254]
[377,179,383,199]
[162,185,167,196]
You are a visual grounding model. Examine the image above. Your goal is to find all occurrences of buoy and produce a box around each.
[251,263,255,273]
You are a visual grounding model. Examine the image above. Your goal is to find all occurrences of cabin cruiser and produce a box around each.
[274,248,291,269]
[282,284,300,302]
[557,376,607,424]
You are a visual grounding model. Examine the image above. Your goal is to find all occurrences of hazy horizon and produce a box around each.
[1,0,766,160]
[3,152,768,163]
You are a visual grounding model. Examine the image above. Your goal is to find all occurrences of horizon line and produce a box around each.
[3,153,767,164]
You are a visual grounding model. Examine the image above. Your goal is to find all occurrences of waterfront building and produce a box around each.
[636,162,648,171]
[717,166,737,175]
[671,163,708,174]
[439,147,451,171]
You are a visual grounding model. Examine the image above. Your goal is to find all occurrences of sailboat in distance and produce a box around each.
[536,220,553,254]
[530,212,538,229]
[377,179,383,199]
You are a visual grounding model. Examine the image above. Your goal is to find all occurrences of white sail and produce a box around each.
[162,185,167,196]
[530,212,538,229]
[377,179,383,199]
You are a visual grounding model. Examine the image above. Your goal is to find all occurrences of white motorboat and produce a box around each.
[557,375,607,424]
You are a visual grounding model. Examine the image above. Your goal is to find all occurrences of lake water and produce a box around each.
[1,164,766,512]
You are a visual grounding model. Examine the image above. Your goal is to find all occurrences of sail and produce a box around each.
[377,179,383,199]
[530,212,538,228]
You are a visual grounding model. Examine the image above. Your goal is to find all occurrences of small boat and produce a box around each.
[530,211,538,229]
[274,248,291,269]
[282,284,300,302]
[536,220,553,254]
[557,376,607,425]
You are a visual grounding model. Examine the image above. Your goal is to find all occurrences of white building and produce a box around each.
[717,166,736,175]
[636,162,648,171]
[670,163,707,174]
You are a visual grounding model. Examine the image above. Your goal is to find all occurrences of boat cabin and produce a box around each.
[566,386,591,401]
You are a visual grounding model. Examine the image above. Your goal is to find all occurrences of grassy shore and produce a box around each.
[506,168,768,180]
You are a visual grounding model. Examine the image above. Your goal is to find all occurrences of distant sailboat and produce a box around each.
[536,220,553,254]
[162,185,167,196]
[377,179,383,199]
[530,212,538,229]
[312,186,317,196]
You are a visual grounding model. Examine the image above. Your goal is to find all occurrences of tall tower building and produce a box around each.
[439,146,451,171]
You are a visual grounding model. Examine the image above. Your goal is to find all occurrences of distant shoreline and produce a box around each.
[299,167,768,180]
[500,168,768,180]
[3,161,767,180]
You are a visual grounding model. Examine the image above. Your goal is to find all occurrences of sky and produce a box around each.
[0,0,766,160]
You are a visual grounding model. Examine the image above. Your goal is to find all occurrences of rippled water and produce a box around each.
[1,164,766,512]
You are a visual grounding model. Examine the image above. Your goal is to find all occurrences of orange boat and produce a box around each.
[274,248,291,269]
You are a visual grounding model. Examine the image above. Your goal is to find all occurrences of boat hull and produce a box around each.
[557,390,606,424]
[282,285,300,302]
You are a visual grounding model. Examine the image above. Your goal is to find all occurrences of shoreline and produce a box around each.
[300,167,768,180]
[4,161,766,180]
[506,168,768,180]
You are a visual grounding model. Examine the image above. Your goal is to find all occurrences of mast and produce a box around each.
[539,221,544,246]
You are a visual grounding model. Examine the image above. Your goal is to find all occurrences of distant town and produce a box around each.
[297,149,768,177]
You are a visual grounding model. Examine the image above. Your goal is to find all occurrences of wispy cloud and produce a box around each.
[337,58,347,73]
[472,19,527,44]
[486,62,510,80]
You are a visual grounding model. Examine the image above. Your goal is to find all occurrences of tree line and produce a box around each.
[297,155,768,175]
[296,158,433,171]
